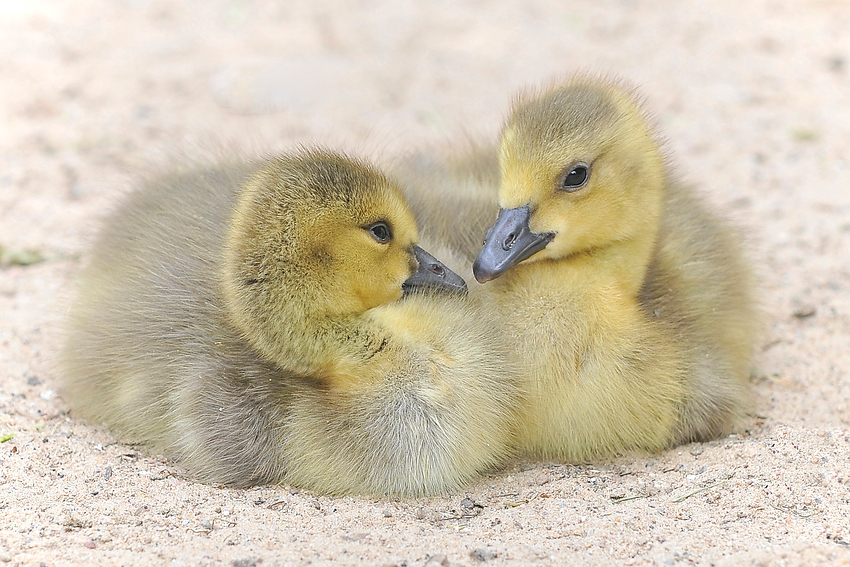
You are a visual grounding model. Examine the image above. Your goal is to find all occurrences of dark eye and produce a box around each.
[366,221,392,243]
[561,163,589,191]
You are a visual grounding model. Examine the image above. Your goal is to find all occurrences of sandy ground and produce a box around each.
[1,1,850,565]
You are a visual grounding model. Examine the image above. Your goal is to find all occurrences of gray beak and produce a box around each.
[402,245,468,296]
[472,205,555,283]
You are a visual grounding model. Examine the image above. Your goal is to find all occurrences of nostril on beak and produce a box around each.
[429,263,445,277]
[502,232,517,251]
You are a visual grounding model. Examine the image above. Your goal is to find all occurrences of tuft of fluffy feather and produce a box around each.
[61,149,518,496]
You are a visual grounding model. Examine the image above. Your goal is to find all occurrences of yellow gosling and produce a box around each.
[62,149,518,496]
[473,77,758,458]
[393,76,758,461]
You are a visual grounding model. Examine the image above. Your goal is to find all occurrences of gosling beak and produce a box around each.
[402,245,468,296]
[473,205,555,283]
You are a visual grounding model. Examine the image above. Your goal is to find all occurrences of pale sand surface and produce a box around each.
[1,1,850,565]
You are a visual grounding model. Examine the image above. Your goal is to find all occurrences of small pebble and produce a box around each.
[828,55,846,72]
[689,446,704,456]
[382,509,393,518]
[104,467,113,481]
[341,532,369,542]
[534,472,551,485]
[83,540,96,549]
[470,548,496,562]
[792,305,816,319]
[425,554,449,567]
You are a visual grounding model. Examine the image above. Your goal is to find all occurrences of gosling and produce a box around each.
[62,149,518,496]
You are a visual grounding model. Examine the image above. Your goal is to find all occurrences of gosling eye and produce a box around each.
[560,163,590,192]
[366,221,392,244]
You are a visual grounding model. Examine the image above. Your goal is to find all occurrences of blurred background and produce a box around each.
[3,0,847,186]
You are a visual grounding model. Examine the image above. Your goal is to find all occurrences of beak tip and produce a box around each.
[472,260,499,284]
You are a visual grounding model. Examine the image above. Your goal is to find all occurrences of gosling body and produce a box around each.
[62,150,517,496]
[396,77,758,460]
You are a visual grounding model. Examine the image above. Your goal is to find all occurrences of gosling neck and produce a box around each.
[233,291,392,380]
[577,224,658,298]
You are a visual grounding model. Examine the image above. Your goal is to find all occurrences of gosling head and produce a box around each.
[222,150,466,365]
[473,78,667,283]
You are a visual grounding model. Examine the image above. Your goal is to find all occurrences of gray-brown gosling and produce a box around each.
[61,149,518,496]
[396,76,758,461]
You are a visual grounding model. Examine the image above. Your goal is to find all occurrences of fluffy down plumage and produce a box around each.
[392,76,758,460]
[62,149,518,496]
